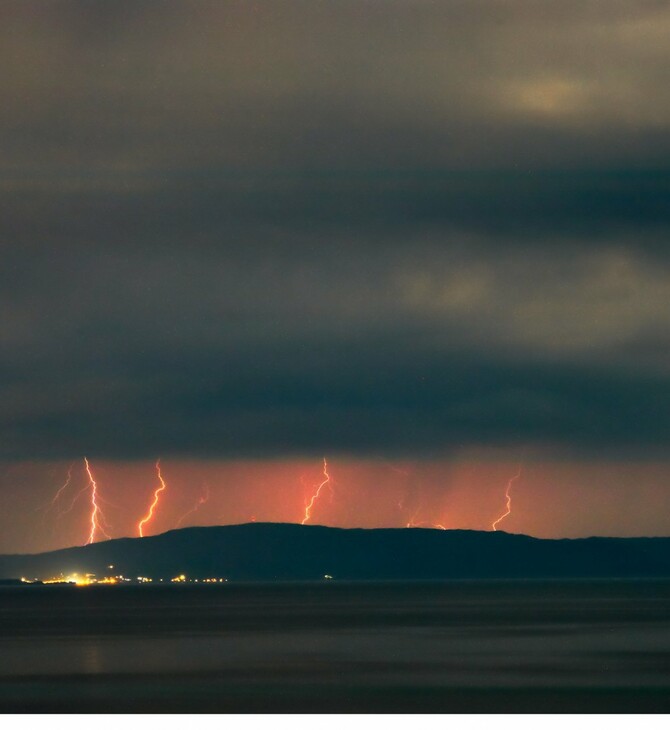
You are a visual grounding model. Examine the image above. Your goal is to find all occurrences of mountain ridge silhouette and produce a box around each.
[2,522,670,581]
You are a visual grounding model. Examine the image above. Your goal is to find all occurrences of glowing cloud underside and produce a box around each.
[138,459,168,538]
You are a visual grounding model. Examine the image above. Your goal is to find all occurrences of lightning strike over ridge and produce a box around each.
[406,508,446,530]
[37,462,74,518]
[404,495,447,530]
[301,458,332,525]
[61,482,91,517]
[84,457,111,545]
[138,460,168,537]
[492,467,522,532]
[175,482,210,528]
[48,463,74,509]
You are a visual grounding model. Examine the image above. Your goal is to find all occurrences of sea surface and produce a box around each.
[1,580,669,712]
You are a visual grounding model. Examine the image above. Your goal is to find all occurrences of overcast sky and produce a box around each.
[2,0,669,461]
[1,2,669,548]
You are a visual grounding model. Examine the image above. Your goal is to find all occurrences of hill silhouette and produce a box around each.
[2,523,670,582]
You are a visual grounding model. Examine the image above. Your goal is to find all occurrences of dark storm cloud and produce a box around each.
[3,0,670,173]
[1,1,669,459]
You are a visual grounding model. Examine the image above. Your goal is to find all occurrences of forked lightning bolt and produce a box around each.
[61,481,91,516]
[49,463,74,510]
[301,458,332,525]
[138,460,168,538]
[84,457,111,544]
[492,467,522,532]
[175,482,210,528]
[36,463,74,518]
[406,506,446,530]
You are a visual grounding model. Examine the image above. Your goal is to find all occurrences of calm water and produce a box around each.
[1,580,670,712]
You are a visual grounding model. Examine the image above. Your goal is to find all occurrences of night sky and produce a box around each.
[2,1,669,553]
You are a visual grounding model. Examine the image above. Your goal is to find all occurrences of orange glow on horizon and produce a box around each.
[13,456,670,556]
[138,460,168,538]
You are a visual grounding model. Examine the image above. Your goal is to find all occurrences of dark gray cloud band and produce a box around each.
[1,2,669,459]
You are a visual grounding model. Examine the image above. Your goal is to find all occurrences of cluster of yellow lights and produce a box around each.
[34,572,131,586]
[39,573,130,586]
[22,573,228,585]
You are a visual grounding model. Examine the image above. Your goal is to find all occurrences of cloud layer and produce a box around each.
[1,1,669,459]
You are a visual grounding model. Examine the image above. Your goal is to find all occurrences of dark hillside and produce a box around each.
[1,523,670,581]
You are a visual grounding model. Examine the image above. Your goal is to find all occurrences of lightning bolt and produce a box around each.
[84,457,111,544]
[49,463,74,509]
[138,460,168,538]
[175,482,210,528]
[61,482,91,516]
[405,505,446,530]
[301,457,331,525]
[406,516,446,530]
[391,463,411,513]
[405,505,421,528]
[36,462,74,517]
[492,467,522,532]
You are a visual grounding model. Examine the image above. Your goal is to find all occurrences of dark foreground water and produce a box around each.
[1,580,670,712]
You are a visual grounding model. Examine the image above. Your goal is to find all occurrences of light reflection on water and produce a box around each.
[1,580,670,711]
